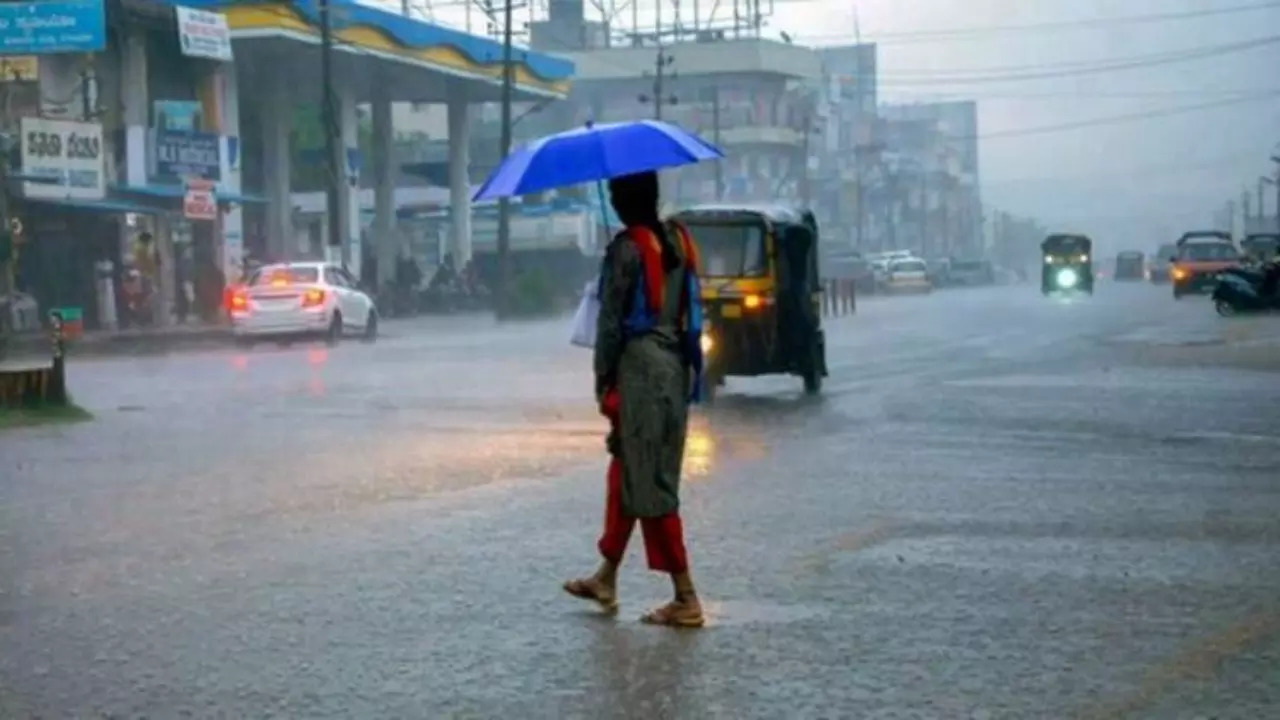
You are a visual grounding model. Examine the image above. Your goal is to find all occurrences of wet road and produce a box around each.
[3,282,1280,719]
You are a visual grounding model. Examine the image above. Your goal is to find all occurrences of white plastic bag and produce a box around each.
[569,278,600,348]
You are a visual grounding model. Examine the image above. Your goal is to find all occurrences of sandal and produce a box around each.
[563,577,619,613]
[640,599,705,628]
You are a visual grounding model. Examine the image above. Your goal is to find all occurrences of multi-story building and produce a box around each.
[808,43,878,248]
[878,100,983,259]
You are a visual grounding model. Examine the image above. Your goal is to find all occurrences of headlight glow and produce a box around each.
[1078,254,1089,263]
[700,333,714,354]
[1044,255,1056,264]
[1056,268,1079,288]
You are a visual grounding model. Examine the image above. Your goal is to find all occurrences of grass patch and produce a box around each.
[0,401,94,430]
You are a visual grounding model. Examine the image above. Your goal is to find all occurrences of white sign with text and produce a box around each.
[176,6,232,61]
[20,117,105,200]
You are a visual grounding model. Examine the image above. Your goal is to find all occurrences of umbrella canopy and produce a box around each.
[472,120,724,202]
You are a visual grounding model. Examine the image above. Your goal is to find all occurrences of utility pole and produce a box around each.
[639,47,676,120]
[319,0,345,265]
[1271,153,1280,234]
[712,87,722,199]
[494,0,515,317]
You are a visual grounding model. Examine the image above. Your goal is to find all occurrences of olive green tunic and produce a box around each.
[594,229,691,518]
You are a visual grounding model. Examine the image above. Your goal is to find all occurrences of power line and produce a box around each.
[981,150,1269,186]
[801,0,1280,45]
[960,91,1280,140]
[880,88,1280,100]
[864,36,1280,85]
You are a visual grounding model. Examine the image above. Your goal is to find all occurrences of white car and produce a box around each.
[885,257,934,293]
[230,262,378,344]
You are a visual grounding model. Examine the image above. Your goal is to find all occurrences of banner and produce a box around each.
[175,6,232,61]
[154,129,221,182]
[0,0,106,55]
[20,117,105,200]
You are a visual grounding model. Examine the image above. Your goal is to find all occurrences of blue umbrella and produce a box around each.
[472,120,724,202]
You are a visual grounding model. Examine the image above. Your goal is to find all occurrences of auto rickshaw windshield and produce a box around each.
[688,223,768,277]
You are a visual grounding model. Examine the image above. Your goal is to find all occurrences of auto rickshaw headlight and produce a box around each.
[743,294,762,310]
[700,332,714,354]
[1044,255,1055,264]
[1078,254,1089,263]
[1056,268,1079,288]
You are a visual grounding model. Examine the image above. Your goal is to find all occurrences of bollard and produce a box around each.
[48,310,67,406]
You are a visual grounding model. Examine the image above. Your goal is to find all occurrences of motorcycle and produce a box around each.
[1211,264,1280,316]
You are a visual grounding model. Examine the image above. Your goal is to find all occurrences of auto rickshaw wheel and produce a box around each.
[699,372,718,405]
[802,338,824,395]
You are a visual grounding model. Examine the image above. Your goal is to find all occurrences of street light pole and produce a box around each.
[319,0,344,266]
[495,0,515,318]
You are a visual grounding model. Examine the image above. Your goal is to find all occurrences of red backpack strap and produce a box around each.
[669,221,699,274]
[626,226,665,314]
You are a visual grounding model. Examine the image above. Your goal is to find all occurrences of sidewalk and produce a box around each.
[2,322,232,361]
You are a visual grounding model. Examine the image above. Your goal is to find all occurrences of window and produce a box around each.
[324,267,347,287]
[687,223,767,277]
[250,266,319,286]
[1179,243,1238,261]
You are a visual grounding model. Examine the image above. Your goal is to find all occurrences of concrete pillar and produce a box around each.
[371,86,395,289]
[446,86,472,264]
[334,84,362,279]
[202,65,243,284]
[120,30,148,189]
[261,67,293,262]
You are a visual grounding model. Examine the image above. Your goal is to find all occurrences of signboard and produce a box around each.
[0,56,38,82]
[153,99,203,132]
[183,179,217,221]
[0,0,106,55]
[175,6,232,61]
[20,117,104,200]
[154,129,221,182]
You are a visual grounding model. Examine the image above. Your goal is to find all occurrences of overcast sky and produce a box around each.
[408,0,1280,253]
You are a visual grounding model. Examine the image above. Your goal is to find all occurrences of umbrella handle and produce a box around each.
[596,179,611,238]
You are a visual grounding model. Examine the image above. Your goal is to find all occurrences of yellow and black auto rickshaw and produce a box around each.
[672,204,828,402]
[1041,233,1094,295]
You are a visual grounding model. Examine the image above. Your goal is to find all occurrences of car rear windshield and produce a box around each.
[893,260,927,273]
[250,266,320,286]
[686,223,767,277]
[1179,243,1238,261]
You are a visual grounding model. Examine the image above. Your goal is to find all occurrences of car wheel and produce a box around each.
[362,310,379,343]
[1172,290,1182,300]
[326,312,343,345]
[1215,299,1236,317]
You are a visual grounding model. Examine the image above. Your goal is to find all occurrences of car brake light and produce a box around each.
[301,288,326,308]
[230,291,248,311]
[743,294,762,310]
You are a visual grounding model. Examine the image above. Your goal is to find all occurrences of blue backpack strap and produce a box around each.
[684,267,705,404]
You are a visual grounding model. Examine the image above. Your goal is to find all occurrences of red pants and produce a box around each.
[597,458,689,573]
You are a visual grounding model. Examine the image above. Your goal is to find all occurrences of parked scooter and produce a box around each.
[1212,262,1280,316]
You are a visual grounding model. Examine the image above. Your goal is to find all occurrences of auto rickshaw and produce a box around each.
[1041,233,1094,295]
[671,204,828,402]
[1241,233,1279,264]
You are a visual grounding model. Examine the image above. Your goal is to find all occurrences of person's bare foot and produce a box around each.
[562,576,618,613]
[640,596,705,628]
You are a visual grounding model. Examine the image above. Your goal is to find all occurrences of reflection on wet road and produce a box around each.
[3,283,1280,718]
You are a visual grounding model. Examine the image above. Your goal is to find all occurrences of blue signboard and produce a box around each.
[154,129,221,182]
[0,1,106,55]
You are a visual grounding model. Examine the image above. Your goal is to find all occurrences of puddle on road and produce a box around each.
[697,600,829,627]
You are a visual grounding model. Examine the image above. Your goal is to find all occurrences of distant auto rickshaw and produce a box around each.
[1041,234,1094,295]
[672,204,828,402]
[1241,233,1279,263]
[1114,250,1145,281]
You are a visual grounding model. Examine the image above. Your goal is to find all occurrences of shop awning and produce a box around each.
[115,184,268,205]
[23,196,165,215]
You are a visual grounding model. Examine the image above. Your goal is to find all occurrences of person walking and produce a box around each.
[562,170,706,628]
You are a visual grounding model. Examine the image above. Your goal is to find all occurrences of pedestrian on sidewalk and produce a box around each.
[562,170,706,628]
